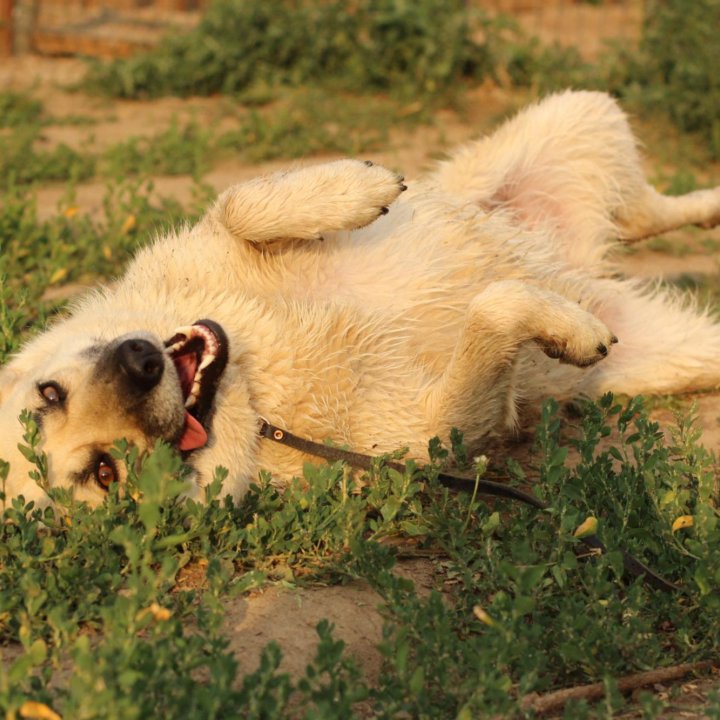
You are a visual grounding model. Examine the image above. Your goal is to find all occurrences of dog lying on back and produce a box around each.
[2,90,720,506]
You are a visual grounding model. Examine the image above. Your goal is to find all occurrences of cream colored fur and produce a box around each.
[2,90,720,506]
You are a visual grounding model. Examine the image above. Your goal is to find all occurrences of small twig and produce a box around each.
[521,660,717,715]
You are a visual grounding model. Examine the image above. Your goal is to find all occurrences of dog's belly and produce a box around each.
[250,198,550,317]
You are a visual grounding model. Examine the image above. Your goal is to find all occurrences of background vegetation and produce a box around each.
[82,0,495,101]
[1,0,720,717]
[82,0,720,157]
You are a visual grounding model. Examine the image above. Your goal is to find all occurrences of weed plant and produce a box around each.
[0,181,202,344]
[0,129,95,190]
[0,88,420,190]
[0,91,43,128]
[102,119,214,179]
[498,0,720,159]
[632,0,720,158]
[0,93,97,188]
[102,90,411,178]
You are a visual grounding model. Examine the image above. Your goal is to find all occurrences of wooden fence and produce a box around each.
[0,0,643,59]
[0,0,209,57]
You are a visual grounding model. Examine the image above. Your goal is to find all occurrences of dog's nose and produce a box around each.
[116,338,164,391]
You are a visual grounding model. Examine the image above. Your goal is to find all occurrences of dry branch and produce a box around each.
[521,661,717,715]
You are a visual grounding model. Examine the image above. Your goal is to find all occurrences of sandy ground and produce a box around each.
[1,57,720,715]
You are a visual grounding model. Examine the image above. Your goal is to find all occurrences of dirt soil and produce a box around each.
[1,57,720,716]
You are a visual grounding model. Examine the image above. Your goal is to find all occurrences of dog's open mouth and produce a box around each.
[164,319,229,452]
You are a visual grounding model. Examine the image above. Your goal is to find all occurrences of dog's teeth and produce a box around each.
[172,326,194,338]
[193,325,218,353]
[165,341,185,353]
[198,354,215,371]
[184,382,201,408]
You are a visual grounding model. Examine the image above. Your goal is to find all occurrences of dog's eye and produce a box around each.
[38,381,66,405]
[95,455,118,491]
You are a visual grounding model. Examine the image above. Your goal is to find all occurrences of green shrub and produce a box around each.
[82,0,496,102]
[640,0,720,156]
[1,392,717,717]
[503,39,593,93]
[0,129,96,189]
[102,119,214,178]
[0,91,43,128]
[0,181,190,337]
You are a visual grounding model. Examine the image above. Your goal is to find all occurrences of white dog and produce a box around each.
[2,90,720,506]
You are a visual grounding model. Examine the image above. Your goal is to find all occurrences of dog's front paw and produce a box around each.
[218,159,408,245]
[538,323,618,367]
[363,159,407,214]
[695,187,720,229]
[331,159,407,228]
[539,319,618,368]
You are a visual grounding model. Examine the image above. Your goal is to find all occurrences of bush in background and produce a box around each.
[637,0,720,157]
[83,0,720,159]
[83,0,496,102]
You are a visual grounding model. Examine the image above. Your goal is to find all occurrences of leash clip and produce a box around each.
[257,416,285,441]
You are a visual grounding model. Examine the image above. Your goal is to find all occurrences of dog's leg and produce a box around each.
[429,90,645,267]
[425,280,617,440]
[615,185,720,242]
[215,159,406,245]
[431,89,720,254]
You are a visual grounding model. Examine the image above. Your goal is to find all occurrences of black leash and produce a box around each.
[258,418,680,593]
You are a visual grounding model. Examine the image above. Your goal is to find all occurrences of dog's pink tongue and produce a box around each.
[179,411,208,451]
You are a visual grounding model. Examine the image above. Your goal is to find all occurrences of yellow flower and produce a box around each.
[48,268,68,285]
[473,605,496,627]
[121,215,137,234]
[573,516,598,538]
[672,515,694,533]
[62,206,79,219]
[148,602,172,621]
[19,701,62,720]
[136,602,172,623]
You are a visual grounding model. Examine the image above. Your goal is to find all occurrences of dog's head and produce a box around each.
[0,320,228,505]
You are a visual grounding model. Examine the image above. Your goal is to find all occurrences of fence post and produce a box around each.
[0,0,12,56]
